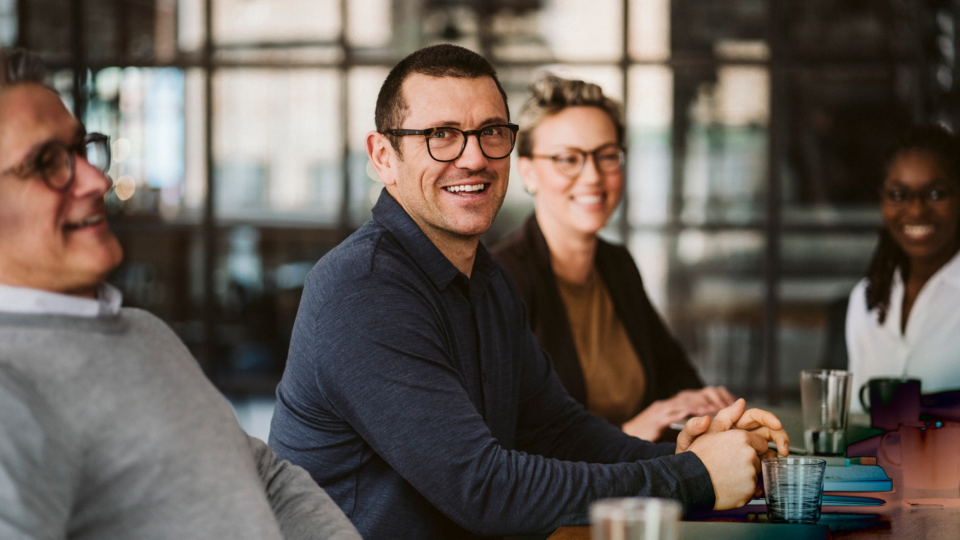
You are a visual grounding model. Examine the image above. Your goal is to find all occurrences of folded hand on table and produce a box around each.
[674,398,790,510]
[621,386,736,442]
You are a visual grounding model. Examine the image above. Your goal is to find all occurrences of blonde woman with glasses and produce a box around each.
[494,74,734,442]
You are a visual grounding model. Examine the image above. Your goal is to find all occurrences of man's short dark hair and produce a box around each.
[0,48,48,89]
[374,44,509,157]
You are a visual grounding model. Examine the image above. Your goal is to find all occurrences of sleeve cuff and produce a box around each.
[655,451,716,514]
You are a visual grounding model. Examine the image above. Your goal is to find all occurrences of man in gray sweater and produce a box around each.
[0,48,362,540]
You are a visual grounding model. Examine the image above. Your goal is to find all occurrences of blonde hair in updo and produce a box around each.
[516,73,624,158]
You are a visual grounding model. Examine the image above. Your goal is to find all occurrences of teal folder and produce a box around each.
[822,465,892,492]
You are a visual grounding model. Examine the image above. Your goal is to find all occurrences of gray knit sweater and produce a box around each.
[0,308,361,540]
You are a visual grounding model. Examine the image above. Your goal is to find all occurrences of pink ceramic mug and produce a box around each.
[879,420,960,499]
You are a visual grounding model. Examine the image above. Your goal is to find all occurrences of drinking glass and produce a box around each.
[590,497,681,540]
[762,456,827,524]
[801,369,853,455]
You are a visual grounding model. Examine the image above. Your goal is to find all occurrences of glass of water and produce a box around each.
[590,497,682,540]
[800,369,853,455]
[762,456,827,524]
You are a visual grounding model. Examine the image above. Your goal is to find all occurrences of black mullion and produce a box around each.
[618,0,630,242]
[202,0,217,377]
[339,0,351,235]
[71,0,87,120]
[763,0,786,405]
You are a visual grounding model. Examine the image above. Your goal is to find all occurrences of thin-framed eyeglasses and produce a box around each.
[0,133,111,192]
[382,124,519,162]
[880,186,956,207]
[530,143,625,177]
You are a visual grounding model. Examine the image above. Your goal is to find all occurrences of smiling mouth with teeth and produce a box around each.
[64,214,106,231]
[903,224,934,239]
[573,194,604,205]
[444,184,487,194]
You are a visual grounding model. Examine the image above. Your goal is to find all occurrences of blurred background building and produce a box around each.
[5,0,960,433]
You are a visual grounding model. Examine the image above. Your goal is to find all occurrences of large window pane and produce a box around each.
[0,0,17,46]
[776,232,879,397]
[784,0,906,61]
[85,67,188,221]
[178,0,204,53]
[183,69,206,213]
[630,229,766,396]
[213,0,339,45]
[627,65,672,227]
[348,67,389,225]
[18,0,72,65]
[537,0,623,62]
[671,0,766,60]
[781,66,913,227]
[679,66,769,226]
[629,0,669,61]
[347,0,392,48]
[213,69,342,224]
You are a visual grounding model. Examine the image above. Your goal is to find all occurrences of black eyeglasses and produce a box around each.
[880,186,955,207]
[383,124,519,162]
[0,133,111,192]
[530,143,625,177]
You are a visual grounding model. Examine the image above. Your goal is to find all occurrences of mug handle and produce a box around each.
[879,431,902,467]
[859,382,871,413]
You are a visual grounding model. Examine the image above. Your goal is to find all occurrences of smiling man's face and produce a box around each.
[383,74,510,251]
[0,84,123,297]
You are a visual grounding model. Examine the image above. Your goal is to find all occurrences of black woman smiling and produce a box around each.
[846,125,960,411]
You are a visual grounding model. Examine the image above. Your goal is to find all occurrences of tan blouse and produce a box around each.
[556,269,646,426]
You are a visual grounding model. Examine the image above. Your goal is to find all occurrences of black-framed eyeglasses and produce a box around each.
[0,133,111,192]
[880,186,955,207]
[382,124,519,162]
[530,143,625,177]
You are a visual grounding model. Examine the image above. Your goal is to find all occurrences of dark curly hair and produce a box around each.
[864,124,960,323]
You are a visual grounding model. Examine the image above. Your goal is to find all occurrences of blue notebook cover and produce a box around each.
[822,465,892,492]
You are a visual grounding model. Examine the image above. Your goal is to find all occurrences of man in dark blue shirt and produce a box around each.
[269,44,788,540]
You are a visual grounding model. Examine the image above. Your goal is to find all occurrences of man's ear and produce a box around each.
[366,130,398,186]
[516,157,539,196]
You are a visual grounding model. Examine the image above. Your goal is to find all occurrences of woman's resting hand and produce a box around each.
[621,386,735,441]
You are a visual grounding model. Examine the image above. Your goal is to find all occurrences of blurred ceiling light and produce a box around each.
[115,175,137,201]
[95,68,123,101]
[113,138,132,163]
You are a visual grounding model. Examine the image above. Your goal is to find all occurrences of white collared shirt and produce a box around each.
[0,282,123,318]
[845,249,960,412]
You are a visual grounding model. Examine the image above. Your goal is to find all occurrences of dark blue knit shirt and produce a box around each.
[269,190,715,539]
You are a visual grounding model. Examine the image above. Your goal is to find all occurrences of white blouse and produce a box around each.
[845,250,960,413]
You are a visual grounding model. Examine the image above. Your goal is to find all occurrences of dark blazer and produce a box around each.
[492,215,703,416]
